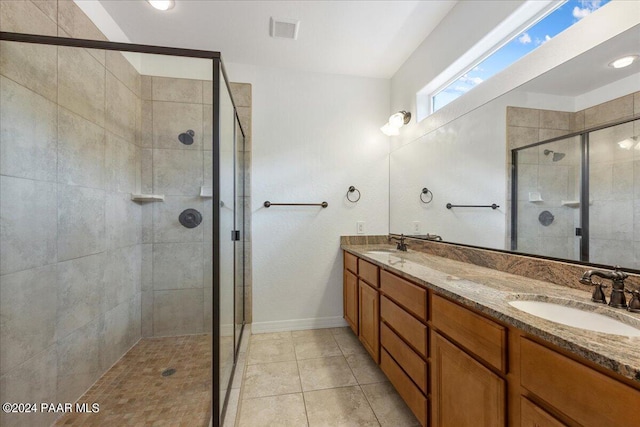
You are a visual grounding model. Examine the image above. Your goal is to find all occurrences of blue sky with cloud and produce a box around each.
[433,0,610,111]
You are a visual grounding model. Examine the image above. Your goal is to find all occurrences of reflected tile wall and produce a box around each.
[507,93,640,267]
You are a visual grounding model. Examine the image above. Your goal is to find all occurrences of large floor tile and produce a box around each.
[361,382,420,427]
[334,330,368,356]
[238,393,308,427]
[243,360,301,399]
[292,328,333,342]
[247,339,295,365]
[294,336,342,360]
[297,356,357,391]
[304,386,379,427]
[346,353,388,385]
[251,331,292,342]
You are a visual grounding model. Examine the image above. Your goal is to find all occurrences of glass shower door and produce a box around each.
[234,116,245,353]
[587,120,639,268]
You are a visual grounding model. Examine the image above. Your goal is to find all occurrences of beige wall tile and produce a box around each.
[105,192,142,250]
[0,345,58,427]
[57,107,105,189]
[106,73,137,143]
[506,106,539,128]
[105,133,137,193]
[56,318,101,403]
[204,286,212,333]
[141,290,153,337]
[304,386,378,426]
[0,76,57,181]
[141,75,152,100]
[152,101,203,150]
[584,94,634,128]
[230,83,251,107]
[152,242,204,290]
[57,185,105,261]
[203,80,212,105]
[99,299,134,371]
[0,265,57,375]
[32,0,57,24]
[106,51,140,97]
[152,76,202,103]
[140,101,153,147]
[571,110,585,131]
[0,176,57,275]
[58,46,105,127]
[152,288,204,336]
[152,149,203,195]
[56,253,104,339]
[237,106,252,142]
[103,245,141,312]
[540,110,572,131]
[0,40,58,102]
[203,104,213,150]
[57,0,107,41]
[0,0,56,35]
[634,91,640,116]
[507,126,539,150]
[238,393,307,427]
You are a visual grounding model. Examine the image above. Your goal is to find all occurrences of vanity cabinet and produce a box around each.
[342,250,640,427]
[431,331,505,427]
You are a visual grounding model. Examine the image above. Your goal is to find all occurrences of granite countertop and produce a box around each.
[341,243,640,384]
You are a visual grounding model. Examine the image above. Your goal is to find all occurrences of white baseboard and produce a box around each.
[251,316,348,334]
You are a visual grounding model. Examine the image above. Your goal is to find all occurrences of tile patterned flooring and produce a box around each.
[54,335,212,427]
[233,327,419,427]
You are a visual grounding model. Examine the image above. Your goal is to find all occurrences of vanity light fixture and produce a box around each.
[381,111,411,136]
[147,0,175,11]
[609,55,638,69]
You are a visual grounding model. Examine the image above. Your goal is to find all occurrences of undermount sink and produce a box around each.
[509,299,640,337]
[366,249,397,255]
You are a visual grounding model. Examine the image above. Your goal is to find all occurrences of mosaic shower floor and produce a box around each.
[54,335,212,427]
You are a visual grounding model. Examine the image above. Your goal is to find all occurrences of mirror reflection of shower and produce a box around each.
[544,149,565,162]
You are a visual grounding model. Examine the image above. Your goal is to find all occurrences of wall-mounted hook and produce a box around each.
[346,186,361,203]
[420,188,433,204]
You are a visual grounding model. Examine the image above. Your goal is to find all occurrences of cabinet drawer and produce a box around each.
[520,338,640,427]
[380,270,427,322]
[344,251,358,274]
[358,259,379,287]
[520,397,566,427]
[381,296,427,358]
[431,294,505,371]
[381,348,427,427]
[381,323,427,393]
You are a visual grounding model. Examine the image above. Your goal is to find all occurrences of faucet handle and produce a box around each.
[625,289,640,313]
[590,279,608,304]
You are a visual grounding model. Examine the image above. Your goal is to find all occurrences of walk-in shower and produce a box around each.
[512,117,639,269]
[0,32,246,427]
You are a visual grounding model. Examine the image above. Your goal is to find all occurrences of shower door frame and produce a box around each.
[511,115,639,264]
[0,31,235,427]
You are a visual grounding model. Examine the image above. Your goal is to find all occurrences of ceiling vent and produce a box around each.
[270,17,300,40]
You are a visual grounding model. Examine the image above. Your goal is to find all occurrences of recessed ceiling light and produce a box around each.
[148,0,175,11]
[609,55,638,69]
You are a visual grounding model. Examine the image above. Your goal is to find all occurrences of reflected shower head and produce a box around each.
[543,149,565,162]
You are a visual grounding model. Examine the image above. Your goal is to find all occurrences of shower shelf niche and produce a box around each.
[561,200,593,208]
[200,186,213,198]
[131,194,165,203]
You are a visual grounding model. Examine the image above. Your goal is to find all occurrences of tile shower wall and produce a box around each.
[507,92,640,264]
[0,1,142,426]
[140,76,207,337]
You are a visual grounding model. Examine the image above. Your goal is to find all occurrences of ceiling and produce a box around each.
[519,24,640,96]
[97,0,457,79]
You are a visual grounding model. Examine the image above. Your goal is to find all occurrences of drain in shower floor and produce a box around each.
[161,368,176,377]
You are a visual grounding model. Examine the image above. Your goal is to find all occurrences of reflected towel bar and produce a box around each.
[264,201,328,208]
[446,203,499,210]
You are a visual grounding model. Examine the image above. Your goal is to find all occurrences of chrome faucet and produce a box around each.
[390,234,408,251]
[579,266,628,308]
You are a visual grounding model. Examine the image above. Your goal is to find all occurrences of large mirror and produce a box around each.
[389,23,640,270]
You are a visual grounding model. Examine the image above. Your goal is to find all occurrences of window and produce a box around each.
[429,0,610,114]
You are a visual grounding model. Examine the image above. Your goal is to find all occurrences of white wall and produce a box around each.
[226,63,390,332]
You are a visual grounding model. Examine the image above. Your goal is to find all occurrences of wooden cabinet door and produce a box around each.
[431,331,505,427]
[359,280,380,363]
[344,270,358,334]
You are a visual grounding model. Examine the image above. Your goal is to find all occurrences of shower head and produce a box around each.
[543,149,565,162]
